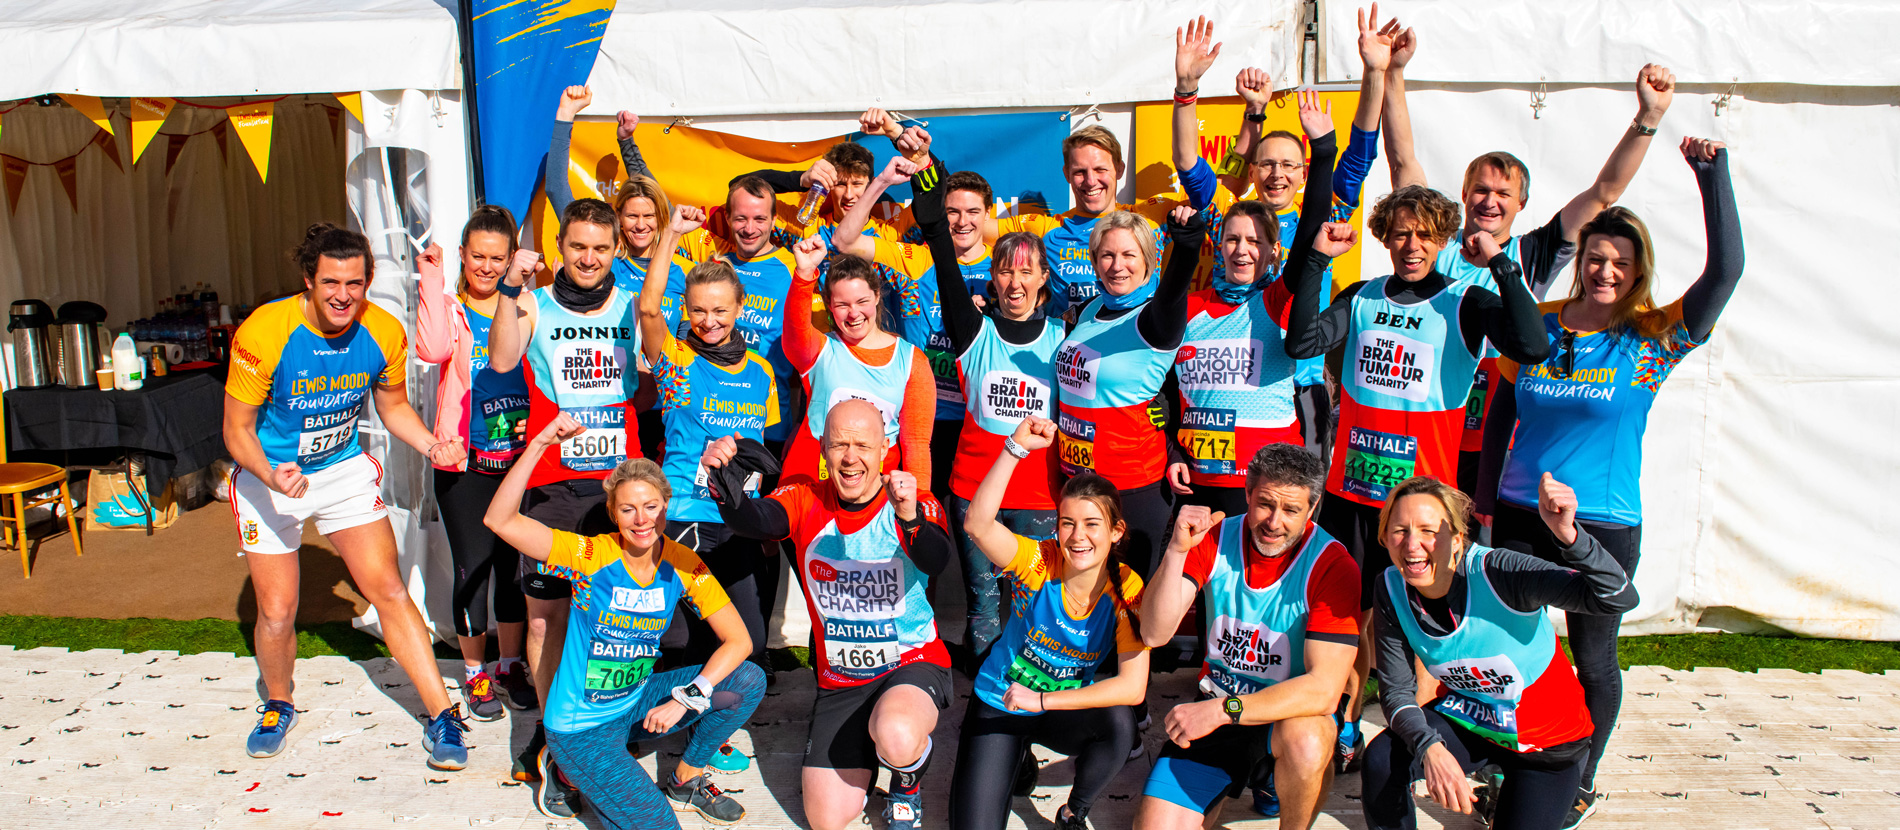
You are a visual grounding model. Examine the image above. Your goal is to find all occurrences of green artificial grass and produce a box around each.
[0,615,1894,675]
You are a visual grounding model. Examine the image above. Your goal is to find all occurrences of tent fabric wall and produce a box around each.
[1335,81,1900,639]
[0,100,347,331]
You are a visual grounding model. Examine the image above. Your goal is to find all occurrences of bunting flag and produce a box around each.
[466,0,619,219]
[334,92,364,124]
[58,94,114,136]
[211,120,230,164]
[226,101,274,182]
[2,155,26,214]
[92,130,123,173]
[164,133,191,176]
[129,97,176,163]
[53,157,78,211]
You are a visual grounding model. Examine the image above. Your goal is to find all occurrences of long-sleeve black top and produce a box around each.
[1284,250,1551,366]
[545,120,651,216]
[1373,531,1638,757]
[912,156,1061,354]
[714,484,952,578]
[1474,149,1743,515]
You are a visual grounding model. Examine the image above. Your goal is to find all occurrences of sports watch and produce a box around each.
[672,678,713,713]
[1223,695,1244,725]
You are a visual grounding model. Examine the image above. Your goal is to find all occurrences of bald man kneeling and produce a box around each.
[704,399,955,830]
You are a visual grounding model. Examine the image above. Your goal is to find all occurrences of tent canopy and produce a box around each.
[0,0,461,99]
[1322,0,1900,86]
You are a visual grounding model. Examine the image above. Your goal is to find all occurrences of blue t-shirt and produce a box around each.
[974,537,1146,712]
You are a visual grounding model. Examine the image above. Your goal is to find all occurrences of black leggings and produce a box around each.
[662,520,768,667]
[1116,481,1174,581]
[1361,706,1587,830]
[433,468,527,638]
[949,699,1139,829]
[1492,501,1642,790]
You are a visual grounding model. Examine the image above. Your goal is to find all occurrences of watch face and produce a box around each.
[1224,697,1242,714]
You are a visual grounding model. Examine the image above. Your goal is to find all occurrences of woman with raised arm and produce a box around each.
[1476,138,1741,825]
[414,206,534,721]
[1360,475,1636,830]
[483,414,766,830]
[777,232,937,488]
[950,416,1150,830]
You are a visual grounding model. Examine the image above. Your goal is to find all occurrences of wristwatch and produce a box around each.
[1223,695,1244,725]
[671,679,712,713]
[1630,120,1658,136]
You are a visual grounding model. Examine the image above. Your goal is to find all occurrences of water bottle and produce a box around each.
[795,183,828,226]
[112,332,143,390]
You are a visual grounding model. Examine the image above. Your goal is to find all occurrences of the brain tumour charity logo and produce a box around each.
[809,559,838,582]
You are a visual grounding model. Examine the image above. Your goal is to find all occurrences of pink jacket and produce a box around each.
[415,255,478,473]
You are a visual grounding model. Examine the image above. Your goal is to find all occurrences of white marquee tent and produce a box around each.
[0,0,1892,640]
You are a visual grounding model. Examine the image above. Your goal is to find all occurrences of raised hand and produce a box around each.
[669,204,706,236]
[790,235,829,275]
[1636,63,1676,122]
[1175,16,1222,92]
[1680,136,1724,163]
[271,462,309,499]
[1168,204,1197,228]
[877,156,921,188]
[860,107,902,140]
[883,471,920,521]
[1313,222,1359,258]
[1358,4,1394,73]
[1169,504,1225,553]
[1011,416,1057,452]
[801,157,839,191]
[1297,88,1333,138]
[535,412,585,448]
[1465,230,1504,264]
[1235,67,1272,108]
[1389,22,1418,69]
[417,243,443,272]
[504,248,544,289]
[616,111,640,141]
[1537,472,1580,545]
[895,125,932,161]
[556,85,591,121]
[700,435,739,471]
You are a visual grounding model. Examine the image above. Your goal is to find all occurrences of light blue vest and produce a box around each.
[1198,517,1331,696]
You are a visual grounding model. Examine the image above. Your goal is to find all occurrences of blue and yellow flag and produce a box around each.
[466,0,616,220]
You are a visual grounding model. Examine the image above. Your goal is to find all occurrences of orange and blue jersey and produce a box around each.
[226,295,407,473]
[998,201,1175,316]
[463,304,529,474]
[1175,283,1302,488]
[974,537,1146,712]
[653,334,779,524]
[538,531,729,734]
[949,316,1064,507]
[520,286,642,488]
[1497,300,1706,526]
[1054,296,1175,489]
[1385,545,1593,753]
[1329,275,1483,506]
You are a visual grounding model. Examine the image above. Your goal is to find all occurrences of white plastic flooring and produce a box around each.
[0,645,1896,829]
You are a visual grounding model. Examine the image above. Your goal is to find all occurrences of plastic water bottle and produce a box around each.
[795,183,828,225]
[112,332,143,390]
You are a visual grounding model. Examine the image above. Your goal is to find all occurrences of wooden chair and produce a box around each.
[0,393,84,577]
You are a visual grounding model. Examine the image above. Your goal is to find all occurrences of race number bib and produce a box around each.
[297,420,357,458]
[1463,368,1491,430]
[1005,649,1083,694]
[582,638,657,704]
[557,405,627,472]
[925,344,964,408]
[1055,411,1096,475]
[1179,406,1238,475]
[1434,692,1522,750]
[1341,426,1418,503]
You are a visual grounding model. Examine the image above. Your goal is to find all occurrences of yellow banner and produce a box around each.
[227,101,275,183]
[333,92,364,125]
[530,120,841,259]
[1134,91,1366,294]
[129,97,174,164]
[58,94,114,136]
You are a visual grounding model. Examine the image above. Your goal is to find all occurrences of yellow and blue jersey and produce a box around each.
[654,334,780,523]
[226,295,407,472]
[974,537,1146,712]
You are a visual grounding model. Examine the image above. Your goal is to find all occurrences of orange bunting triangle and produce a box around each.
[227,102,273,182]
[334,92,364,125]
[2,155,27,214]
[58,94,115,136]
[129,97,175,164]
[54,156,78,212]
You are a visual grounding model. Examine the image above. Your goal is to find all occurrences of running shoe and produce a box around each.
[461,671,505,722]
[1471,761,1506,829]
[1252,771,1281,818]
[421,705,469,771]
[534,747,583,820]
[706,742,751,774]
[245,700,298,758]
[664,771,745,824]
[496,662,537,711]
[1559,788,1601,829]
[883,789,924,830]
[1012,747,1040,797]
[1054,803,1090,830]
[1334,718,1364,774]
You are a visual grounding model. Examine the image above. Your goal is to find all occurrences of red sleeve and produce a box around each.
[1305,542,1363,638]
[899,346,937,486]
[782,269,826,372]
[917,491,951,533]
[766,482,815,543]
[1180,532,1221,586]
[1263,278,1295,328]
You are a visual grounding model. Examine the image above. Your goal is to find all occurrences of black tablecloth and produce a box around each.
[5,368,227,491]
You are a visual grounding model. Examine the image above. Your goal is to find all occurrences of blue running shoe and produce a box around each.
[884,790,924,830]
[1252,771,1281,817]
[422,704,469,771]
[245,700,298,758]
[1334,717,1363,773]
[706,742,751,774]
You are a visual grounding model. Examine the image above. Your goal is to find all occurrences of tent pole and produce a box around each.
[455,0,486,204]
